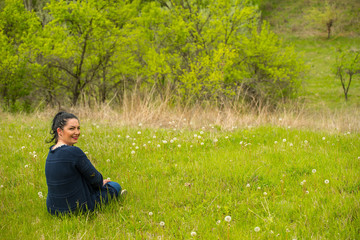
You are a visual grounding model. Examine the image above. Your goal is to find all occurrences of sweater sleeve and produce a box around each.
[69,147,103,189]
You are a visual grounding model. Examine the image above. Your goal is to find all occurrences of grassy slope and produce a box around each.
[260,0,360,110]
[0,114,359,239]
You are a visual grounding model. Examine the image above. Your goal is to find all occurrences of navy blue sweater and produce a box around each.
[45,145,104,214]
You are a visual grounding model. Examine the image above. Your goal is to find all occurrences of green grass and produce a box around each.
[1,113,359,239]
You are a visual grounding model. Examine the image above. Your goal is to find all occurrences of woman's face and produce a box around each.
[57,118,80,146]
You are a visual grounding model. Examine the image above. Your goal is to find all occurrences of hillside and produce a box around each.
[259,0,360,110]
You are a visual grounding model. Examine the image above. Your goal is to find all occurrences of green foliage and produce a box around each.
[0,0,40,110]
[0,0,305,109]
[334,48,360,101]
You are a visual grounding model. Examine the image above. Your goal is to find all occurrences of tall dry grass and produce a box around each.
[2,95,359,133]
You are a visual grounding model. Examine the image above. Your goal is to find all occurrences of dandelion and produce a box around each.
[254,227,260,232]
[107,177,111,180]
[132,143,136,146]
[312,169,316,173]
[263,192,267,196]
[324,179,329,184]
[289,143,293,147]
[170,140,174,143]
[157,144,161,148]
[9,136,13,138]
[21,146,25,149]
[0,185,3,188]
[322,137,326,140]
[286,229,290,233]
[240,141,243,145]
[135,146,139,149]
[200,142,204,145]
[159,221,165,227]
[214,138,218,143]
[246,184,250,188]
[153,135,157,139]
[106,159,110,162]
[200,131,204,135]
[304,140,308,144]
[191,231,197,237]
[126,135,130,138]
[283,139,286,142]
[131,150,135,154]
[198,136,201,139]
[177,144,181,148]
[138,123,142,127]
[162,140,167,144]
[216,220,221,225]
[194,134,198,138]
[279,118,282,121]
[28,135,31,138]
[274,141,278,144]
[190,145,193,148]
[305,191,309,194]
[225,136,229,139]
[137,131,141,135]
[25,165,29,168]
[224,216,231,222]
[149,212,153,216]
[148,141,151,144]
[257,186,261,190]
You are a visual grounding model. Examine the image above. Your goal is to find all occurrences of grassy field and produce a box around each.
[1,113,359,239]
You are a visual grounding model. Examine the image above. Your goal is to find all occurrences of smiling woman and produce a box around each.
[45,112,126,215]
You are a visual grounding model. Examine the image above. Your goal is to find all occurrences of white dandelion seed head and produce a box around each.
[159,221,165,227]
[274,141,278,144]
[191,231,196,237]
[157,144,161,148]
[0,185,3,188]
[322,137,326,140]
[305,191,309,194]
[257,186,261,190]
[324,179,329,184]
[200,131,204,135]
[131,150,135,154]
[138,123,142,127]
[283,139,286,142]
[28,135,31,138]
[107,177,111,180]
[126,135,130,138]
[224,216,231,222]
[289,143,293,147]
[200,142,204,145]
[143,144,146,147]
[304,140,308,144]
[190,145,193,148]
[153,135,156,139]
[132,142,136,146]
[162,140,167,144]
[240,141,243,145]
[38,191,42,196]
[263,192,267,196]
[170,140,174,143]
[25,165,29,168]
[135,146,139,149]
[246,184,250,188]
[312,169,316,173]
[286,229,290,233]
[177,144,181,148]
[149,212,153,216]
[254,227,260,232]
[106,159,110,162]
[137,131,141,135]
[21,146,25,149]
[194,134,198,137]
[216,220,221,225]
[214,138,218,142]
[198,136,201,139]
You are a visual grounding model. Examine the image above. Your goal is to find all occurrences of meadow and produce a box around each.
[1,112,359,239]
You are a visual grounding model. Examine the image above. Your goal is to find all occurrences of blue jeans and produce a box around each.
[96,181,122,205]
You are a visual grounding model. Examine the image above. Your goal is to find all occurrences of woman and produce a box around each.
[45,111,126,215]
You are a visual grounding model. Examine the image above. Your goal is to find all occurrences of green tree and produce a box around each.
[334,48,360,101]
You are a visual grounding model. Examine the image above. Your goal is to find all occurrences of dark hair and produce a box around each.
[47,112,79,144]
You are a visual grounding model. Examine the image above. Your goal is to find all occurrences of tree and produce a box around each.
[334,48,360,101]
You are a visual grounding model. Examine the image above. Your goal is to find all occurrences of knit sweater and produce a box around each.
[45,145,104,214]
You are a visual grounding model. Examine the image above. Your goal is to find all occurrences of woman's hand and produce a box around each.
[103,179,111,186]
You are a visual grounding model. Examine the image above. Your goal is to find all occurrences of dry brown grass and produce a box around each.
[4,97,358,134]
